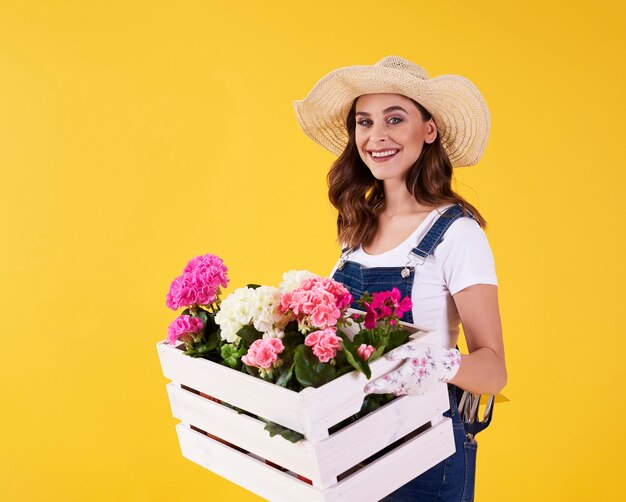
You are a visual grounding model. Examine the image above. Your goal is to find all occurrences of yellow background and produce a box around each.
[1,1,624,500]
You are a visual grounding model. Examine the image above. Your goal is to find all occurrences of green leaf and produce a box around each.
[263,421,304,443]
[195,309,208,326]
[342,342,371,379]
[386,328,411,353]
[281,330,304,350]
[237,325,262,347]
[203,331,221,352]
[221,343,245,368]
[338,332,372,379]
[275,364,294,388]
[368,345,385,363]
[246,283,262,290]
[203,311,219,333]
[334,364,355,378]
[294,345,336,388]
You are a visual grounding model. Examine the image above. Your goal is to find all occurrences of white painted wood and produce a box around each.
[176,424,324,502]
[166,383,323,485]
[167,381,450,488]
[321,419,456,502]
[176,418,455,502]
[159,315,457,500]
[310,382,450,482]
[157,325,440,440]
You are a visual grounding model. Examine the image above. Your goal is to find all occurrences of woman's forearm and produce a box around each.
[448,346,507,395]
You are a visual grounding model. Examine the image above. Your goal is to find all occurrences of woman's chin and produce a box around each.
[367,168,409,183]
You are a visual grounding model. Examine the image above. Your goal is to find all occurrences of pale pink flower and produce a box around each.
[242,338,285,369]
[357,344,376,361]
[299,277,353,310]
[280,287,341,330]
[305,327,343,363]
[167,315,204,345]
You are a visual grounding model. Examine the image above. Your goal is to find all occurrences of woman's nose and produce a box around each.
[370,123,388,142]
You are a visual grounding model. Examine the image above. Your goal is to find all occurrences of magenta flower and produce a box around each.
[364,302,378,329]
[167,315,204,345]
[305,327,343,363]
[242,338,284,369]
[166,253,229,310]
[370,287,412,320]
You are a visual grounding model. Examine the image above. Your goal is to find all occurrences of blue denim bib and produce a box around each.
[332,204,475,324]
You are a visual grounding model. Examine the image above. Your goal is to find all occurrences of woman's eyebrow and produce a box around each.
[355,106,409,117]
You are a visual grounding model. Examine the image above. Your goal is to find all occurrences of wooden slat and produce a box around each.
[166,383,323,485]
[176,418,455,502]
[322,419,455,502]
[177,424,324,502]
[312,383,450,479]
[167,382,450,488]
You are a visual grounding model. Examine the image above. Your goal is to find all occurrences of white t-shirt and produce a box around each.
[329,203,498,349]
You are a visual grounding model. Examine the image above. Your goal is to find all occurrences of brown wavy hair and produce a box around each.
[327,96,487,248]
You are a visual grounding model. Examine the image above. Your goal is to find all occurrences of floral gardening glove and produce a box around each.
[364,341,462,396]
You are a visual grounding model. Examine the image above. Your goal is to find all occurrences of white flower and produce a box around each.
[262,327,285,339]
[251,286,283,334]
[215,285,287,343]
[279,269,318,293]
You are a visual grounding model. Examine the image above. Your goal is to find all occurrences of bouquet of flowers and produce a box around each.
[165,253,414,442]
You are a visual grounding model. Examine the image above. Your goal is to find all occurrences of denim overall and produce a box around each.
[332,204,477,502]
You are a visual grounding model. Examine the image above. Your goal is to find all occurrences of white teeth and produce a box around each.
[371,150,398,157]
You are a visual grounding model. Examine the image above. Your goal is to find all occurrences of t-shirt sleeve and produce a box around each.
[435,217,498,295]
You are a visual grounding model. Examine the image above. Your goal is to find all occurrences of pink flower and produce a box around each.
[364,302,378,329]
[242,338,284,369]
[279,278,349,330]
[167,315,204,345]
[166,253,229,310]
[357,344,376,361]
[299,277,353,310]
[305,327,343,363]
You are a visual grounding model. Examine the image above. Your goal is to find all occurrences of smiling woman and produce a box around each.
[293,55,506,502]
[355,95,437,180]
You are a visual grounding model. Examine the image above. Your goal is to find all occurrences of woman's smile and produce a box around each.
[368,148,401,162]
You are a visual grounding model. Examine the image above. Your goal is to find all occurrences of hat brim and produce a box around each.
[293,64,490,167]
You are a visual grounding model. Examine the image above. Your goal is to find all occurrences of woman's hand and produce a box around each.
[364,341,461,396]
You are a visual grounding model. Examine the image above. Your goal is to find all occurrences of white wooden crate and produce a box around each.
[157,322,456,501]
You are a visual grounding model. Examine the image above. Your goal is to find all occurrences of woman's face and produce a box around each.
[354,93,437,182]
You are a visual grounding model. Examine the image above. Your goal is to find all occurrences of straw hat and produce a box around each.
[292,55,490,167]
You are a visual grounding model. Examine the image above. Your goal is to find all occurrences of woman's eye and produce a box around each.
[388,117,402,124]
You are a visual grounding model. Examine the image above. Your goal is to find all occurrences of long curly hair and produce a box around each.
[327,96,487,248]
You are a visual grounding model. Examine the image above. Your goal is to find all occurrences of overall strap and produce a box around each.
[410,204,475,260]
[337,244,355,270]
